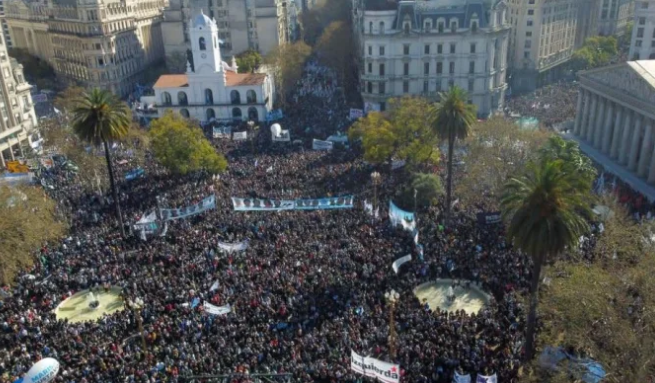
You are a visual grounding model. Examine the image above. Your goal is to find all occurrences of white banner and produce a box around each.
[349,108,364,120]
[454,372,472,383]
[209,280,219,292]
[312,139,333,151]
[392,254,412,274]
[272,130,290,142]
[391,159,406,170]
[233,131,248,140]
[350,350,400,383]
[217,240,249,252]
[475,373,497,383]
[203,302,231,316]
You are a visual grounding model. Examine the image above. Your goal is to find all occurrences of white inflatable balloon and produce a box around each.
[24,358,59,383]
[270,123,281,137]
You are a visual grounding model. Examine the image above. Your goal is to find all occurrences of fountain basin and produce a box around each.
[54,287,125,323]
[414,279,491,315]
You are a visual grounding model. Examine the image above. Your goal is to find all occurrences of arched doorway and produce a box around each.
[230,90,241,104]
[161,92,172,105]
[246,90,257,103]
[248,107,258,121]
[205,88,213,104]
[206,108,216,120]
[177,91,188,106]
[180,108,190,118]
[232,107,242,120]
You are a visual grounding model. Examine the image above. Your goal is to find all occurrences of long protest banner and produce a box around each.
[160,194,216,221]
[392,254,411,274]
[217,240,249,252]
[351,350,400,383]
[231,196,354,211]
[203,302,231,316]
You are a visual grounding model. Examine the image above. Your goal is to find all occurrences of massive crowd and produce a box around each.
[1,62,533,383]
[504,82,580,128]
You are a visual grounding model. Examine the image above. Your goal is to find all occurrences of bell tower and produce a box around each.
[189,10,222,74]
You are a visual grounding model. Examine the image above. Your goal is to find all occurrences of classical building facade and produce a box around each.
[507,0,584,93]
[161,0,291,66]
[598,0,634,36]
[629,0,655,60]
[4,0,167,98]
[151,12,274,123]
[573,60,655,184]
[352,0,510,118]
[0,32,38,167]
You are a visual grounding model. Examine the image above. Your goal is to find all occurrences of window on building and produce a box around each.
[379,63,385,76]
[436,62,443,74]
[448,78,454,88]
[438,21,444,33]
[230,90,241,104]
[177,91,188,106]
[369,21,373,33]
[403,81,409,93]
[528,9,534,15]
[642,1,649,9]
[437,44,443,54]
[424,62,429,75]
[468,79,474,92]
[638,28,644,38]
[199,37,206,50]
[380,102,386,111]
[423,80,429,92]
[404,63,409,76]
[403,44,410,55]
[205,88,213,104]
[525,40,532,48]
[633,53,641,60]
[639,17,646,25]
[424,20,432,30]
[470,43,476,53]
[524,51,530,58]
[636,40,643,47]
[180,108,190,118]
[161,92,172,105]
[368,62,372,73]
[379,82,385,94]
[246,90,257,103]
[450,19,457,32]
[424,44,430,54]
[449,62,455,74]
[527,20,533,26]
[651,40,655,47]
[471,21,478,32]
[450,43,456,54]
[367,82,372,93]
[469,61,475,74]
[526,31,532,37]
[232,107,242,120]
[379,21,385,33]
[379,46,385,55]
[436,79,441,91]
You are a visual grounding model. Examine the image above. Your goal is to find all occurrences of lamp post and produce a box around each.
[384,289,399,360]
[127,297,147,357]
[247,120,255,154]
[371,171,381,220]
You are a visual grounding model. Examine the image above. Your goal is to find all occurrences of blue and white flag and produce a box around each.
[160,194,216,221]
[475,373,497,383]
[389,201,416,231]
[453,372,471,383]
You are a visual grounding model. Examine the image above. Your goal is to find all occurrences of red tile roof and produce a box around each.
[153,74,189,88]
[226,71,266,86]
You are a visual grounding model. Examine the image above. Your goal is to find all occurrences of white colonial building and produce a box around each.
[352,0,510,117]
[151,11,274,123]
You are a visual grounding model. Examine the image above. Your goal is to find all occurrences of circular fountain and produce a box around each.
[55,287,125,323]
[414,279,491,315]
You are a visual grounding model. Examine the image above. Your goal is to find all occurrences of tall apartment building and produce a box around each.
[161,0,291,66]
[351,0,510,118]
[629,0,655,60]
[0,0,13,47]
[507,0,581,93]
[598,0,634,36]
[4,0,167,98]
[0,32,38,167]
[576,0,601,47]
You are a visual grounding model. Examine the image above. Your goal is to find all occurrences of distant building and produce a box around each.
[629,0,655,60]
[576,0,601,48]
[161,0,291,68]
[597,0,634,36]
[507,0,583,93]
[573,60,655,184]
[4,0,167,98]
[150,11,274,123]
[352,0,510,117]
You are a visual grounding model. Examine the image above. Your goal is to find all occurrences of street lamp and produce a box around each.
[384,289,399,360]
[126,297,147,357]
[247,120,256,154]
[371,171,381,220]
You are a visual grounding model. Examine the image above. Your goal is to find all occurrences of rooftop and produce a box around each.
[152,71,266,89]
[153,74,189,88]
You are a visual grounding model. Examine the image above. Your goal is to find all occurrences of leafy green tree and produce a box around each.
[456,118,552,210]
[538,135,597,190]
[265,42,312,108]
[150,111,227,175]
[54,86,86,114]
[433,86,476,224]
[570,36,618,71]
[8,48,55,84]
[315,21,355,85]
[71,88,131,237]
[300,0,350,45]
[349,97,440,166]
[396,172,444,210]
[0,186,66,285]
[501,158,592,360]
[236,49,262,73]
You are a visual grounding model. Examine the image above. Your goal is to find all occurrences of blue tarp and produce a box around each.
[539,346,606,383]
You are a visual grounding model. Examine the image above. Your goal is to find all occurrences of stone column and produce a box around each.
[610,105,623,159]
[579,90,591,139]
[8,145,14,161]
[601,101,614,154]
[649,144,655,184]
[638,120,654,178]
[620,110,633,165]
[0,149,5,168]
[573,90,584,135]
[628,115,643,171]
[593,98,606,148]
[585,94,598,142]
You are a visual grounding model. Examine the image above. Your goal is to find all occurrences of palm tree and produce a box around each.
[500,159,591,360]
[433,86,476,224]
[71,88,130,237]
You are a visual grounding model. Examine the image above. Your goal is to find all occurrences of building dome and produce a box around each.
[193,10,213,28]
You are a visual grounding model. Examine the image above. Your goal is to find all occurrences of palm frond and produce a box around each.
[71,88,130,146]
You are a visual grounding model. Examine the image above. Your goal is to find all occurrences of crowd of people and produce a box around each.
[1,62,534,383]
[504,82,580,128]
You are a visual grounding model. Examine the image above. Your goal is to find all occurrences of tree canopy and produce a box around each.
[395,172,444,210]
[314,21,356,86]
[300,0,351,45]
[348,97,440,166]
[150,111,227,175]
[570,36,618,71]
[236,49,262,73]
[264,42,312,107]
[0,186,66,285]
